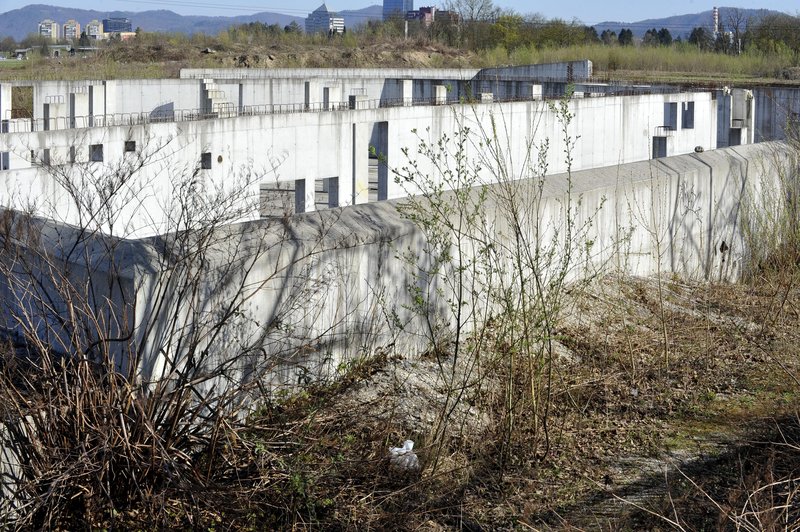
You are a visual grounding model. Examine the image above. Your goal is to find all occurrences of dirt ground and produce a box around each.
[249,273,800,530]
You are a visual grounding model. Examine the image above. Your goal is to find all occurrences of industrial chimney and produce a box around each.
[713,6,720,37]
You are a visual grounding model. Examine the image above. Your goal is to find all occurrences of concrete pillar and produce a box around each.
[434,85,447,105]
[0,84,10,122]
[295,177,315,213]
[304,81,322,110]
[103,81,115,121]
[354,122,370,204]
[323,84,342,110]
[70,90,89,128]
[325,177,339,208]
[401,79,413,107]
[334,120,371,206]
[524,83,542,100]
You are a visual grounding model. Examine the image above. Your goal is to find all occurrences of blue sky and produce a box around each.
[0,0,796,24]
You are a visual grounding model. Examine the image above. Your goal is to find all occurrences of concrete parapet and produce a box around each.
[181,67,480,81]
[0,143,790,398]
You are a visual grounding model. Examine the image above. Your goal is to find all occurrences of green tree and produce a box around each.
[657,27,672,46]
[600,29,616,45]
[688,26,713,51]
[617,28,633,46]
[446,0,498,22]
[584,25,600,44]
[493,14,524,51]
[284,21,302,34]
[642,28,660,46]
[750,13,800,54]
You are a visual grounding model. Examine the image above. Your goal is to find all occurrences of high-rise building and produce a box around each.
[383,0,413,20]
[85,20,104,40]
[38,19,61,42]
[63,19,81,41]
[102,17,132,33]
[406,6,436,26]
[305,4,345,35]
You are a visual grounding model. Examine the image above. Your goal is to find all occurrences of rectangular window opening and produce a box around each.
[89,143,103,162]
[664,102,678,131]
[200,152,212,170]
[42,148,50,166]
[682,101,695,129]
[124,140,136,153]
[652,136,668,159]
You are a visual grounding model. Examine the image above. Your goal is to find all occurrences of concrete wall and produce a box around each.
[0,143,789,398]
[754,86,800,142]
[125,141,797,389]
[180,67,481,81]
[8,64,591,132]
[104,79,201,116]
[717,88,756,148]
[0,92,718,238]
[477,60,593,81]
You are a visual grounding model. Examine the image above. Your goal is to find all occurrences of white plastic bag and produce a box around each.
[388,439,420,474]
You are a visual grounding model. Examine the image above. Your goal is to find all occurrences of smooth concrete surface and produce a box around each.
[477,60,593,81]
[0,142,791,400]
[0,92,719,238]
[754,86,800,142]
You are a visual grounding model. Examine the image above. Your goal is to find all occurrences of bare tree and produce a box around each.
[0,132,362,527]
[446,0,499,22]
[726,8,748,54]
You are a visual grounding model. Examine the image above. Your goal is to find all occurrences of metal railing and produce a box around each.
[0,87,715,135]
[654,126,675,137]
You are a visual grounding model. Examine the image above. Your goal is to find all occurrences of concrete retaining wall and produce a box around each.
[477,60,593,82]
[754,86,800,142]
[0,142,790,396]
[0,144,792,511]
[0,92,718,238]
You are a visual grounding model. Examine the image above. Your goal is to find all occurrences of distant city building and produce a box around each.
[383,0,413,20]
[102,17,132,33]
[38,19,61,42]
[85,20,104,40]
[406,6,435,26]
[305,4,345,35]
[63,19,81,41]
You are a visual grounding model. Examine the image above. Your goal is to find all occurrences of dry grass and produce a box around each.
[2,268,799,529]
[2,36,799,85]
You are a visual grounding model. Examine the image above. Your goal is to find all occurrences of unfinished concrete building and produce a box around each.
[0,61,755,237]
[0,61,790,392]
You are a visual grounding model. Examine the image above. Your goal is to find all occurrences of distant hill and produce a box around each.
[595,7,781,39]
[0,3,328,40]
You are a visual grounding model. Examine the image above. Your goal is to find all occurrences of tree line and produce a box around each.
[3,2,799,58]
